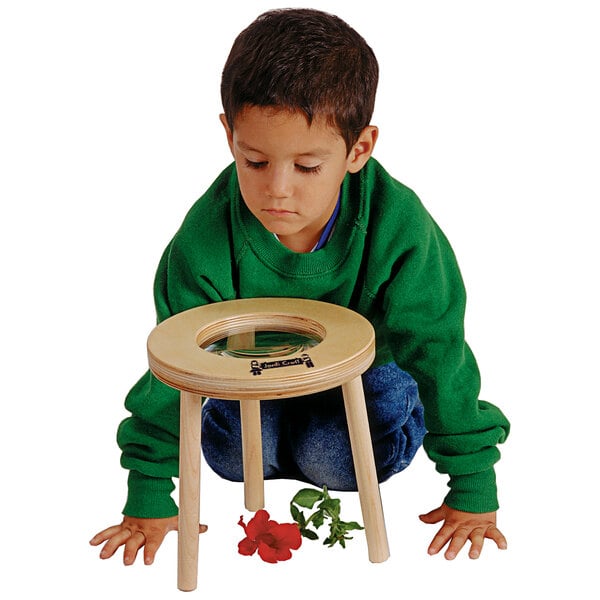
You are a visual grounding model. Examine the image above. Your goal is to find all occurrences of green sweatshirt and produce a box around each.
[117,157,510,518]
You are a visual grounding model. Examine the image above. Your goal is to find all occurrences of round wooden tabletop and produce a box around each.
[147,297,375,400]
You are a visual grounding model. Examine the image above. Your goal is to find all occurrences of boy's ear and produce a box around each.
[346,126,378,173]
[220,113,235,155]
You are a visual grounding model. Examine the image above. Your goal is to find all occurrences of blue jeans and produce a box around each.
[201,363,426,491]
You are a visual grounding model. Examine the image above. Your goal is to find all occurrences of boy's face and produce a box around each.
[221,106,377,253]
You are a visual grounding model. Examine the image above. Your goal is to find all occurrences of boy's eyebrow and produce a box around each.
[236,140,333,158]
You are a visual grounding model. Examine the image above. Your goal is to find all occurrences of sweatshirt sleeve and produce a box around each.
[381,204,510,513]
[116,237,224,517]
[116,242,183,517]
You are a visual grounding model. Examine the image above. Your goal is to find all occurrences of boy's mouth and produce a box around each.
[263,208,297,216]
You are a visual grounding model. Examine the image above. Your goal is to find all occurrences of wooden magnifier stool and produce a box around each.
[147,297,390,591]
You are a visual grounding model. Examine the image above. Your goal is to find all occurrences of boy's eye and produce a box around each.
[295,164,322,175]
[245,159,267,170]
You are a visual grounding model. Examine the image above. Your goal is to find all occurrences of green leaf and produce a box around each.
[292,488,323,509]
[318,498,340,519]
[300,528,319,540]
[290,503,299,519]
[311,510,325,529]
[341,520,364,531]
[290,504,306,527]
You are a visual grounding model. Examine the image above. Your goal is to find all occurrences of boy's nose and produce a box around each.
[266,168,292,199]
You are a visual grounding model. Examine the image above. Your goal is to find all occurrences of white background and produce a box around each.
[1,1,598,598]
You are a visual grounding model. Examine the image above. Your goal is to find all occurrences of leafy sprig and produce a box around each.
[290,486,364,548]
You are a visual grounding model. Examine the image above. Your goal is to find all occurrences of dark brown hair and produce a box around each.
[221,8,379,153]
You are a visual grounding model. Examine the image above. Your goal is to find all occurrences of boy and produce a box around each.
[91,8,510,565]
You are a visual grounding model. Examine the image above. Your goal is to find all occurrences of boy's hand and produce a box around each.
[419,503,507,560]
[90,516,207,566]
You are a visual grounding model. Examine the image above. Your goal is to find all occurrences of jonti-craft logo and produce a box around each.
[250,354,314,376]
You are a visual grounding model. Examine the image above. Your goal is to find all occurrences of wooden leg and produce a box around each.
[178,391,203,592]
[342,376,390,563]
[240,399,265,511]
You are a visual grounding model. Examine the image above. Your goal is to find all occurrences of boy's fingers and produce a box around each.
[443,526,470,560]
[89,524,122,545]
[468,527,486,559]
[99,528,132,559]
[123,531,146,565]
[143,537,163,565]
[419,507,444,524]
[487,525,508,550]
[427,524,454,555]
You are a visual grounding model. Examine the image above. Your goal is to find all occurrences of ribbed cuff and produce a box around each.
[445,469,499,513]
[122,470,178,518]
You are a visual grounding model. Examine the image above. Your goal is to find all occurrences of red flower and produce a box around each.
[238,509,302,563]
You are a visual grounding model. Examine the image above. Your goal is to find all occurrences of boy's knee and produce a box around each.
[290,418,358,491]
[362,364,422,438]
[201,398,288,482]
[290,393,426,490]
[292,430,411,491]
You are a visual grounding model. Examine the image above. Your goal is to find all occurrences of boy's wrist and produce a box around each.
[445,469,499,513]
[122,470,179,518]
